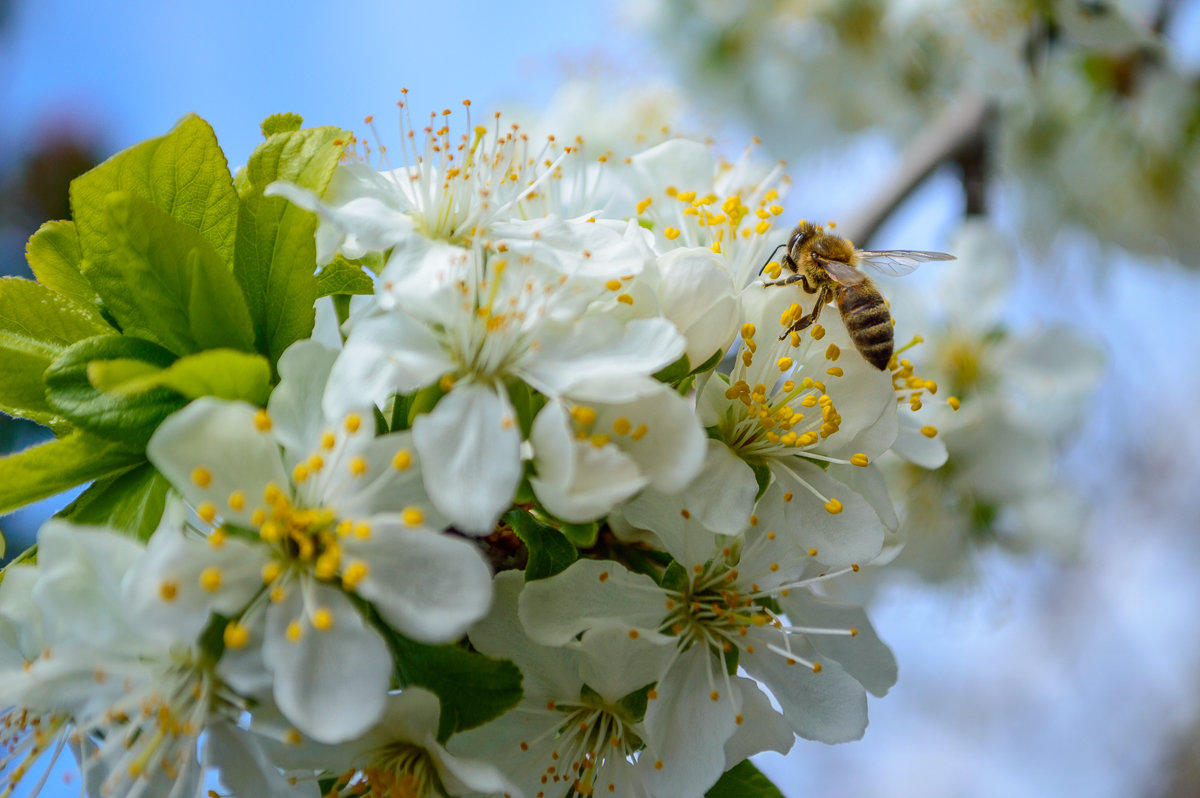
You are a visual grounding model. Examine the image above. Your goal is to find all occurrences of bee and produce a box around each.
[763,221,955,370]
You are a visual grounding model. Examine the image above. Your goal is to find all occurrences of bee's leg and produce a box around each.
[762,274,805,287]
[800,274,817,294]
[779,286,830,340]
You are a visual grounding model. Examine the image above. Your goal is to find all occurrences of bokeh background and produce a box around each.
[3,1,1200,796]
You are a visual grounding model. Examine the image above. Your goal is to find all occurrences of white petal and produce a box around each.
[778,591,897,698]
[742,630,868,744]
[413,382,522,535]
[684,440,760,535]
[640,646,740,798]
[622,488,718,570]
[577,626,674,706]
[892,414,949,468]
[655,247,740,367]
[518,560,668,646]
[147,398,289,530]
[209,722,320,798]
[530,399,648,523]
[721,677,795,764]
[268,340,339,454]
[263,581,391,743]
[342,521,492,643]
[630,139,717,201]
[770,465,885,567]
[425,729,521,797]
[521,317,684,397]
[323,313,453,419]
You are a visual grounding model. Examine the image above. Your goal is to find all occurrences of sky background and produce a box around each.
[3,1,1200,797]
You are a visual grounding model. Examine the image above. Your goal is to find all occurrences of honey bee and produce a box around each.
[764,221,955,370]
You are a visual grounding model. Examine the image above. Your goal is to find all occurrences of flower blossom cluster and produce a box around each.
[0,103,959,797]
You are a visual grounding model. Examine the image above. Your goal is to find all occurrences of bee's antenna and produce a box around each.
[759,243,786,276]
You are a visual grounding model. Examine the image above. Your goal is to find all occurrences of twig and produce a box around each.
[840,91,991,247]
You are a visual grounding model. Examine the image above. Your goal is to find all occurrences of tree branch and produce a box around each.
[840,92,991,247]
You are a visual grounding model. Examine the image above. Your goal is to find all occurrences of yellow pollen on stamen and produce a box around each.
[808,548,818,556]
[286,621,303,642]
[311,608,334,631]
[850,453,869,467]
[605,279,622,291]
[636,197,652,214]
[283,729,302,745]
[616,293,634,305]
[629,629,639,639]
[354,522,372,540]
[948,396,961,410]
[812,662,823,673]
[321,431,336,449]
[590,433,611,448]
[749,515,759,526]
[270,584,287,603]
[199,567,222,592]
[921,425,939,438]
[710,691,720,702]
[343,561,369,590]
[197,502,217,523]
[223,622,249,649]
[190,467,212,488]
[439,373,457,392]
[209,527,227,548]
[631,424,648,441]
[664,227,680,240]
[824,498,844,514]
[344,413,362,433]
[228,491,245,511]
[612,417,632,435]
[571,406,597,426]
[292,464,310,483]
[827,366,844,377]
[259,520,280,543]
[401,507,424,527]
[253,409,272,432]
[777,356,793,372]
[251,508,267,526]
[392,449,412,470]
[262,561,282,584]
[349,456,367,477]
[159,581,178,601]
[811,324,826,340]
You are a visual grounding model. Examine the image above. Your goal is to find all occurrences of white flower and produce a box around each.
[689,282,899,565]
[0,522,309,798]
[142,340,493,742]
[519,491,895,797]
[266,687,517,798]
[323,243,688,534]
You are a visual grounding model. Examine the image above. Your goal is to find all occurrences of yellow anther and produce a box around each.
[349,456,367,477]
[605,279,622,291]
[253,409,273,432]
[283,728,303,745]
[789,331,801,347]
[754,220,770,235]
[948,396,961,410]
[292,464,310,483]
[801,395,818,408]
[824,498,844,514]
[825,344,840,361]
[250,508,267,527]
[321,431,337,450]
[636,197,652,214]
[439,373,457,392]
[770,204,783,215]
[925,380,938,395]
[307,454,324,472]
[191,467,212,488]
[741,323,756,339]
[710,690,720,702]
[612,417,632,436]
[199,567,222,592]
[826,366,844,378]
[209,528,227,548]
[262,561,282,584]
[270,584,287,603]
[631,424,648,441]
[664,227,680,240]
[286,621,303,642]
[197,502,217,523]
[354,522,372,539]
[314,553,339,581]
[616,293,634,305]
[749,514,759,526]
[159,581,178,601]
[343,560,369,590]
[850,453,870,467]
[921,425,939,438]
[401,507,424,527]
[590,433,611,448]
[571,406,597,426]
[777,356,793,372]
[264,483,282,503]
[783,492,794,502]
[259,520,280,543]
[392,449,412,470]
[344,413,362,433]
[808,547,818,556]
[811,325,826,340]
[676,190,696,202]
[223,622,249,650]
[227,491,245,511]
[311,608,334,631]
[812,662,823,673]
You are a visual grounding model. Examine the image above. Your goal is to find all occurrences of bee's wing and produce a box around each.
[817,256,867,286]
[856,250,955,277]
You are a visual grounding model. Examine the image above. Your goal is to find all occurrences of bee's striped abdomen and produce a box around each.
[837,284,893,370]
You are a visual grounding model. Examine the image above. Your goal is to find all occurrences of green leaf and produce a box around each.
[653,354,692,385]
[705,761,785,798]
[316,258,375,297]
[559,520,600,549]
[44,334,186,445]
[25,221,102,309]
[89,349,272,406]
[57,462,169,541]
[387,635,523,741]
[749,460,773,502]
[83,192,256,356]
[690,348,724,375]
[261,113,304,137]
[234,125,349,367]
[0,430,143,516]
[503,508,578,581]
[70,114,238,267]
[0,277,113,427]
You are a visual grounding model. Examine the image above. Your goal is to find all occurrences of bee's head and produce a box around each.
[787,221,820,259]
